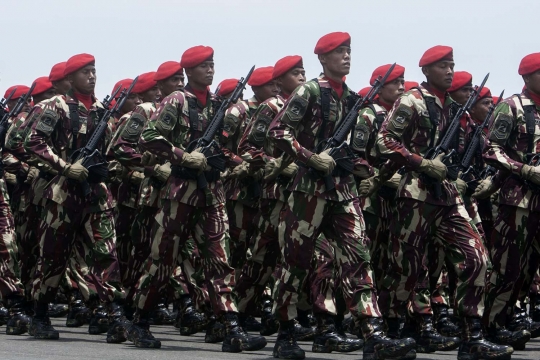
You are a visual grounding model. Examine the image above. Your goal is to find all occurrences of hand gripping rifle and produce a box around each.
[70,76,138,196]
[459,90,504,191]
[0,82,36,148]
[182,65,254,189]
[313,63,396,192]
[422,73,489,199]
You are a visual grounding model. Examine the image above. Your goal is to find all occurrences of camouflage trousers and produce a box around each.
[378,198,488,319]
[15,203,40,299]
[484,204,540,328]
[363,212,391,290]
[226,200,257,270]
[0,178,23,300]
[32,201,124,303]
[115,204,138,286]
[134,200,237,315]
[273,193,380,322]
[310,233,339,315]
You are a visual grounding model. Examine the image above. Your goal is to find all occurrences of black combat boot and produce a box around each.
[205,314,225,343]
[414,314,460,352]
[106,302,130,343]
[273,320,305,359]
[48,303,69,318]
[385,317,401,339]
[487,325,530,351]
[293,319,315,341]
[311,313,363,353]
[66,299,91,327]
[361,317,416,360]
[458,317,513,360]
[149,299,175,325]
[0,304,8,326]
[176,295,208,335]
[531,295,540,323]
[222,312,267,353]
[244,315,262,332]
[127,311,161,348]
[88,301,109,335]
[5,296,31,335]
[433,304,461,338]
[29,301,59,339]
[508,305,540,339]
[260,299,279,336]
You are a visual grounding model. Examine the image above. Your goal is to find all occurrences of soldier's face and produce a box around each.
[320,46,351,77]
[379,77,404,105]
[450,85,473,106]
[122,93,142,114]
[524,70,540,95]
[423,60,454,91]
[158,72,184,97]
[53,78,71,95]
[470,97,493,123]
[187,61,215,88]
[70,65,96,94]
[279,67,306,95]
[140,85,160,103]
[7,98,31,112]
[253,80,280,102]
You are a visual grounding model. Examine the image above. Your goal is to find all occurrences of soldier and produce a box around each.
[49,62,72,95]
[268,32,416,360]
[481,52,540,348]
[129,45,267,352]
[24,53,127,342]
[365,45,515,359]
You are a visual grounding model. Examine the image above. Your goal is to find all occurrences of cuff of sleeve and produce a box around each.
[56,159,69,175]
[298,149,314,165]
[172,148,185,165]
[144,166,155,177]
[230,155,243,166]
[512,162,524,176]
[409,153,424,170]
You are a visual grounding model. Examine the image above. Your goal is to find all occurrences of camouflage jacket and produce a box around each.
[357,101,395,218]
[376,83,462,206]
[138,84,224,207]
[484,90,540,212]
[24,91,115,213]
[246,96,260,119]
[239,95,291,202]
[221,99,259,205]
[269,75,373,202]
[112,102,161,208]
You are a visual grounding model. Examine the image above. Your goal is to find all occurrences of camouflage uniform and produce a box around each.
[375,83,489,320]
[483,89,540,329]
[268,75,380,322]
[134,84,237,315]
[24,91,124,304]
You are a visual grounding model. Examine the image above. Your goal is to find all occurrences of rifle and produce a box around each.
[180,65,255,189]
[313,63,397,192]
[459,90,504,190]
[70,76,138,196]
[422,73,489,199]
[0,82,36,148]
[0,87,17,119]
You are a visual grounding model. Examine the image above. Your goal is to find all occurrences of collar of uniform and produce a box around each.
[375,97,392,112]
[318,74,350,100]
[184,84,214,108]
[247,96,259,112]
[419,82,452,109]
[523,89,540,109]
[66,89,97,110]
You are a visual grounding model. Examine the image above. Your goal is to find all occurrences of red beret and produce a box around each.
[181,46,214,68]
[404,81,419,92]
[369,64,405,86]
[491,96,500,104]
[154,61,183,81]
[358,86,371,98]
[4,85,30,100]
[216,78,239,97]
[248,66,275,87]
[273,55,303,79]
[419,45,453,67]
[133,72,157,94]
[448,71,472,92]
[31,77,54,96]
[49,62,67,82]
[112,79,133,98]
[519,53,540,75]
[476,86,492,102]
[314,32,351,55]
[64,53,95,76]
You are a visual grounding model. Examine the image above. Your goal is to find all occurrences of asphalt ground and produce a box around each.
[1,318,540,360]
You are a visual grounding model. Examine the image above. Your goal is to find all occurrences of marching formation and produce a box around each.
[0,30,539,360]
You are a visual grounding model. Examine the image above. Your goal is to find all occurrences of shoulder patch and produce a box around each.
[284,95,309,126]
[389,104,412,130]
[156,103,177,133]
[222,113,240,138]
[353,123,369,151]
[121,112,146,142]
[489,113,513,142]
[35,108,59,135]
[248,114,273,146]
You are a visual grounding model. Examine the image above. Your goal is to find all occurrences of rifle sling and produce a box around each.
[187,97,199,143]
[68,102,80,151]
[524,104,536,160]
[413,88,440,149]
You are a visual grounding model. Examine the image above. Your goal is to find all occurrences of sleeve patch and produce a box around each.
[283,95,308,126]
[222,114,239,138]
[353,124,369,151]
[489,113,513,142]
[389,104,412,130]
[35,109,59,135]
[248,114,273,145]
[156,103,177,133]
[121,112,146,142]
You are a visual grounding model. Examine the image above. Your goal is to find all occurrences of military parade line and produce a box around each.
[0,30,539,360]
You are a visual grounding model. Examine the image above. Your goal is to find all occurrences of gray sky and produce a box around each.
[1,0,537,99]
